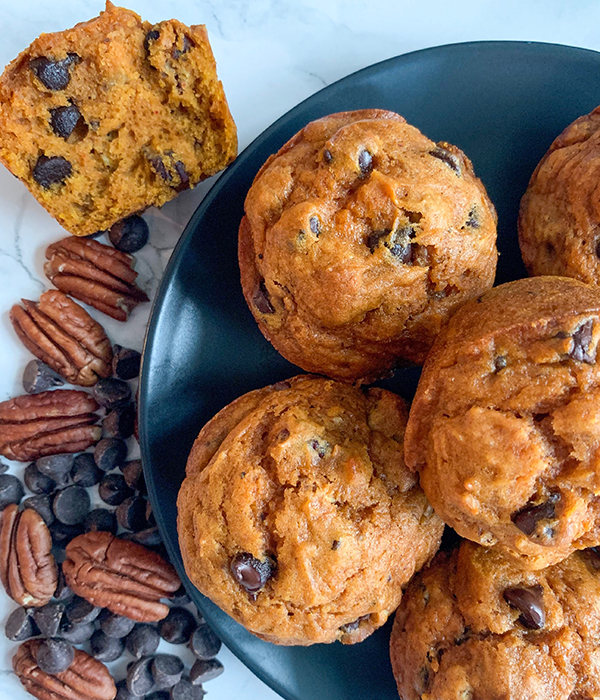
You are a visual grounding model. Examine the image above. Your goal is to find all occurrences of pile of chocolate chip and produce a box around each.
[0,215,224,700]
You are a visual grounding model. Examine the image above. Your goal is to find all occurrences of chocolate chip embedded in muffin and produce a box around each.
[239,109,497,383]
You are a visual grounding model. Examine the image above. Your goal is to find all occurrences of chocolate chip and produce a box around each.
[112,345,142,380]
[340,614,370,634]
[323,149,333,164]
[230,552,275,597]
[331,539,340,550]
[152,654,185,689]
[93,377,132,409]
[103,403,136,440]
[65,596,101,624]
[494,355,507,372]
[54,563,73,601]
[94,438,128,472]
[512,492,560,537]
[0,461,7,475]
[570,320,595,364]
[171,679,205,700]
[253,281,275,314]
[84,507,117,535]
[22,359,64,394]
[116,679,139,700]
[109,217,149,254]
[125,526,163,547]
[53,485,90,525]
[149,155,170,181]
[50,104,84,140]
[309,216,321,236]
[358,149,373,176]
[121,459,145,492]
[310,440,327,458]
[190,658,224,685]
[33,601,64,638]
[50,521,84,548]
[174,160,190,191]
[24,462,55,494]
[189,624,221,660]
[504,585,546,629]
[272,380,291,391]
[91,629,125,662]
[148,692,171,700]
[144,29,160,53]
[430,145,462,175]
[71,453,103,488]
[126,624,160,658]
[172,35,192,60]
[36,638,75,674]
[158,607,197,645]
[169,585,191,607]
[59,618,95,643]
[99,473,134,506]
[116,496,148,531]
[98,609,136,639]
[388,225,416,263]
[0,474,24,510]
[32,155,72,188]
[5,607,39,641]
[23,494,54,526]
[35,454,73,486]
[127,656,156,696]
[30,54,79,90]
[465,206,480,228]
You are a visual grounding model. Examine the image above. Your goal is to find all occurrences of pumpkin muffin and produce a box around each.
[177,375,443,645]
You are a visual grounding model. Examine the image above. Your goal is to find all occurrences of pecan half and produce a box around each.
[0,505,57,606]
[14,639,116,700]
[45,237,149,321]
[63,531,181,621]
[10,290,113,386]
[0,389,101,461]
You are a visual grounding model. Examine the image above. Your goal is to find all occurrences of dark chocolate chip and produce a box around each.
[127,656,156,696]
[152,654,185,689]
[50,521,84,549]
[169,585,190,606]
[430,145,462,175]
[35,454,73,486]
[309,216,321,236]
[90,629,124,662]
[148,693,171,700]
[504,585,546,629]
[65,596,101,624]
[149,155,170,181]
[50,104,83,140]
[23,494,55,526]
[253,281,275,314]
[111,345,142,379]
[158,607,197,645]
[5,607,40,641]
[116,679,139,700]
[570,320,595,364]
[358,149,373,176]
[116,496,148,532]
[388,225,416,263]
[494,355,507,372]
[125,526,162,547]
[189,624,221,660]
[121,459,145,491]
[33,602,64,638]
[339,613,370,634]
[125,623,160,658]
[30,54,79,91]
[32,155,72,188]
[54,563,73,601]
[172,35,192,60]
[103,403,136,440]
[512,493,560,537]
[71,453,103,488]
[144,29,160,53]
[173,161,190,191]
[98,473,134,506]
[366,229,388,252]
[323,148,333,164]
[465,206,480,228]
[230,552,275,596]
[190,658,224,685]
[52,485,90,525]
[331,539,340,550]
[94,438,128,472]
[98,609,136,639]
[24,463,55,494]
[23,359,64,394]
[310,440,327,458]
[59,618,95,643]
[93,377,132,409]
[0,474,24,510]
[83,507,117,535]
[109,217,149,254]
[36,638,74,674]
[170,679,205,700]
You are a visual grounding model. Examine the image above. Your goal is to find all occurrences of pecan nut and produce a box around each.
[0,389,101,461]
[14,639,116,700]
[45,237,149,322]
[10,290,113,386]
[0,504,57,606]
[63,531,181,621]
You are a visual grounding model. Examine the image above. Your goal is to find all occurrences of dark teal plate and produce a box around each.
[139,42,600,700]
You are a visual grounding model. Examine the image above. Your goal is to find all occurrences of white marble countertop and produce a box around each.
[0,1,600,698]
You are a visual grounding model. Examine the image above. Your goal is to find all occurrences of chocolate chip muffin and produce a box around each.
[405,276,600,569]
[520,105,600,285]
[390,540,600,700]
[0,2,237,236]
[177,375,443,646]
[239,109,497,383]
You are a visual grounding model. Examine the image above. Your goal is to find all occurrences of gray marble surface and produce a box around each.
[0,1,600,698]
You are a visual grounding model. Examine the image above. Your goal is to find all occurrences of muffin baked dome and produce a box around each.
[177,375,443,646]
[405,276,600,569]
[239,109,497,383]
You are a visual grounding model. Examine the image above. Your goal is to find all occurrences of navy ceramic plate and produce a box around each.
[140,42,600,700]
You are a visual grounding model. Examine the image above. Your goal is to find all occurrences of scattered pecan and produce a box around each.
[0,505,57,606]
[63,531,181,621]
[14,639,116,700]
[0,389,101,461]
[10,290,113,387]
[45,237,149,322]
